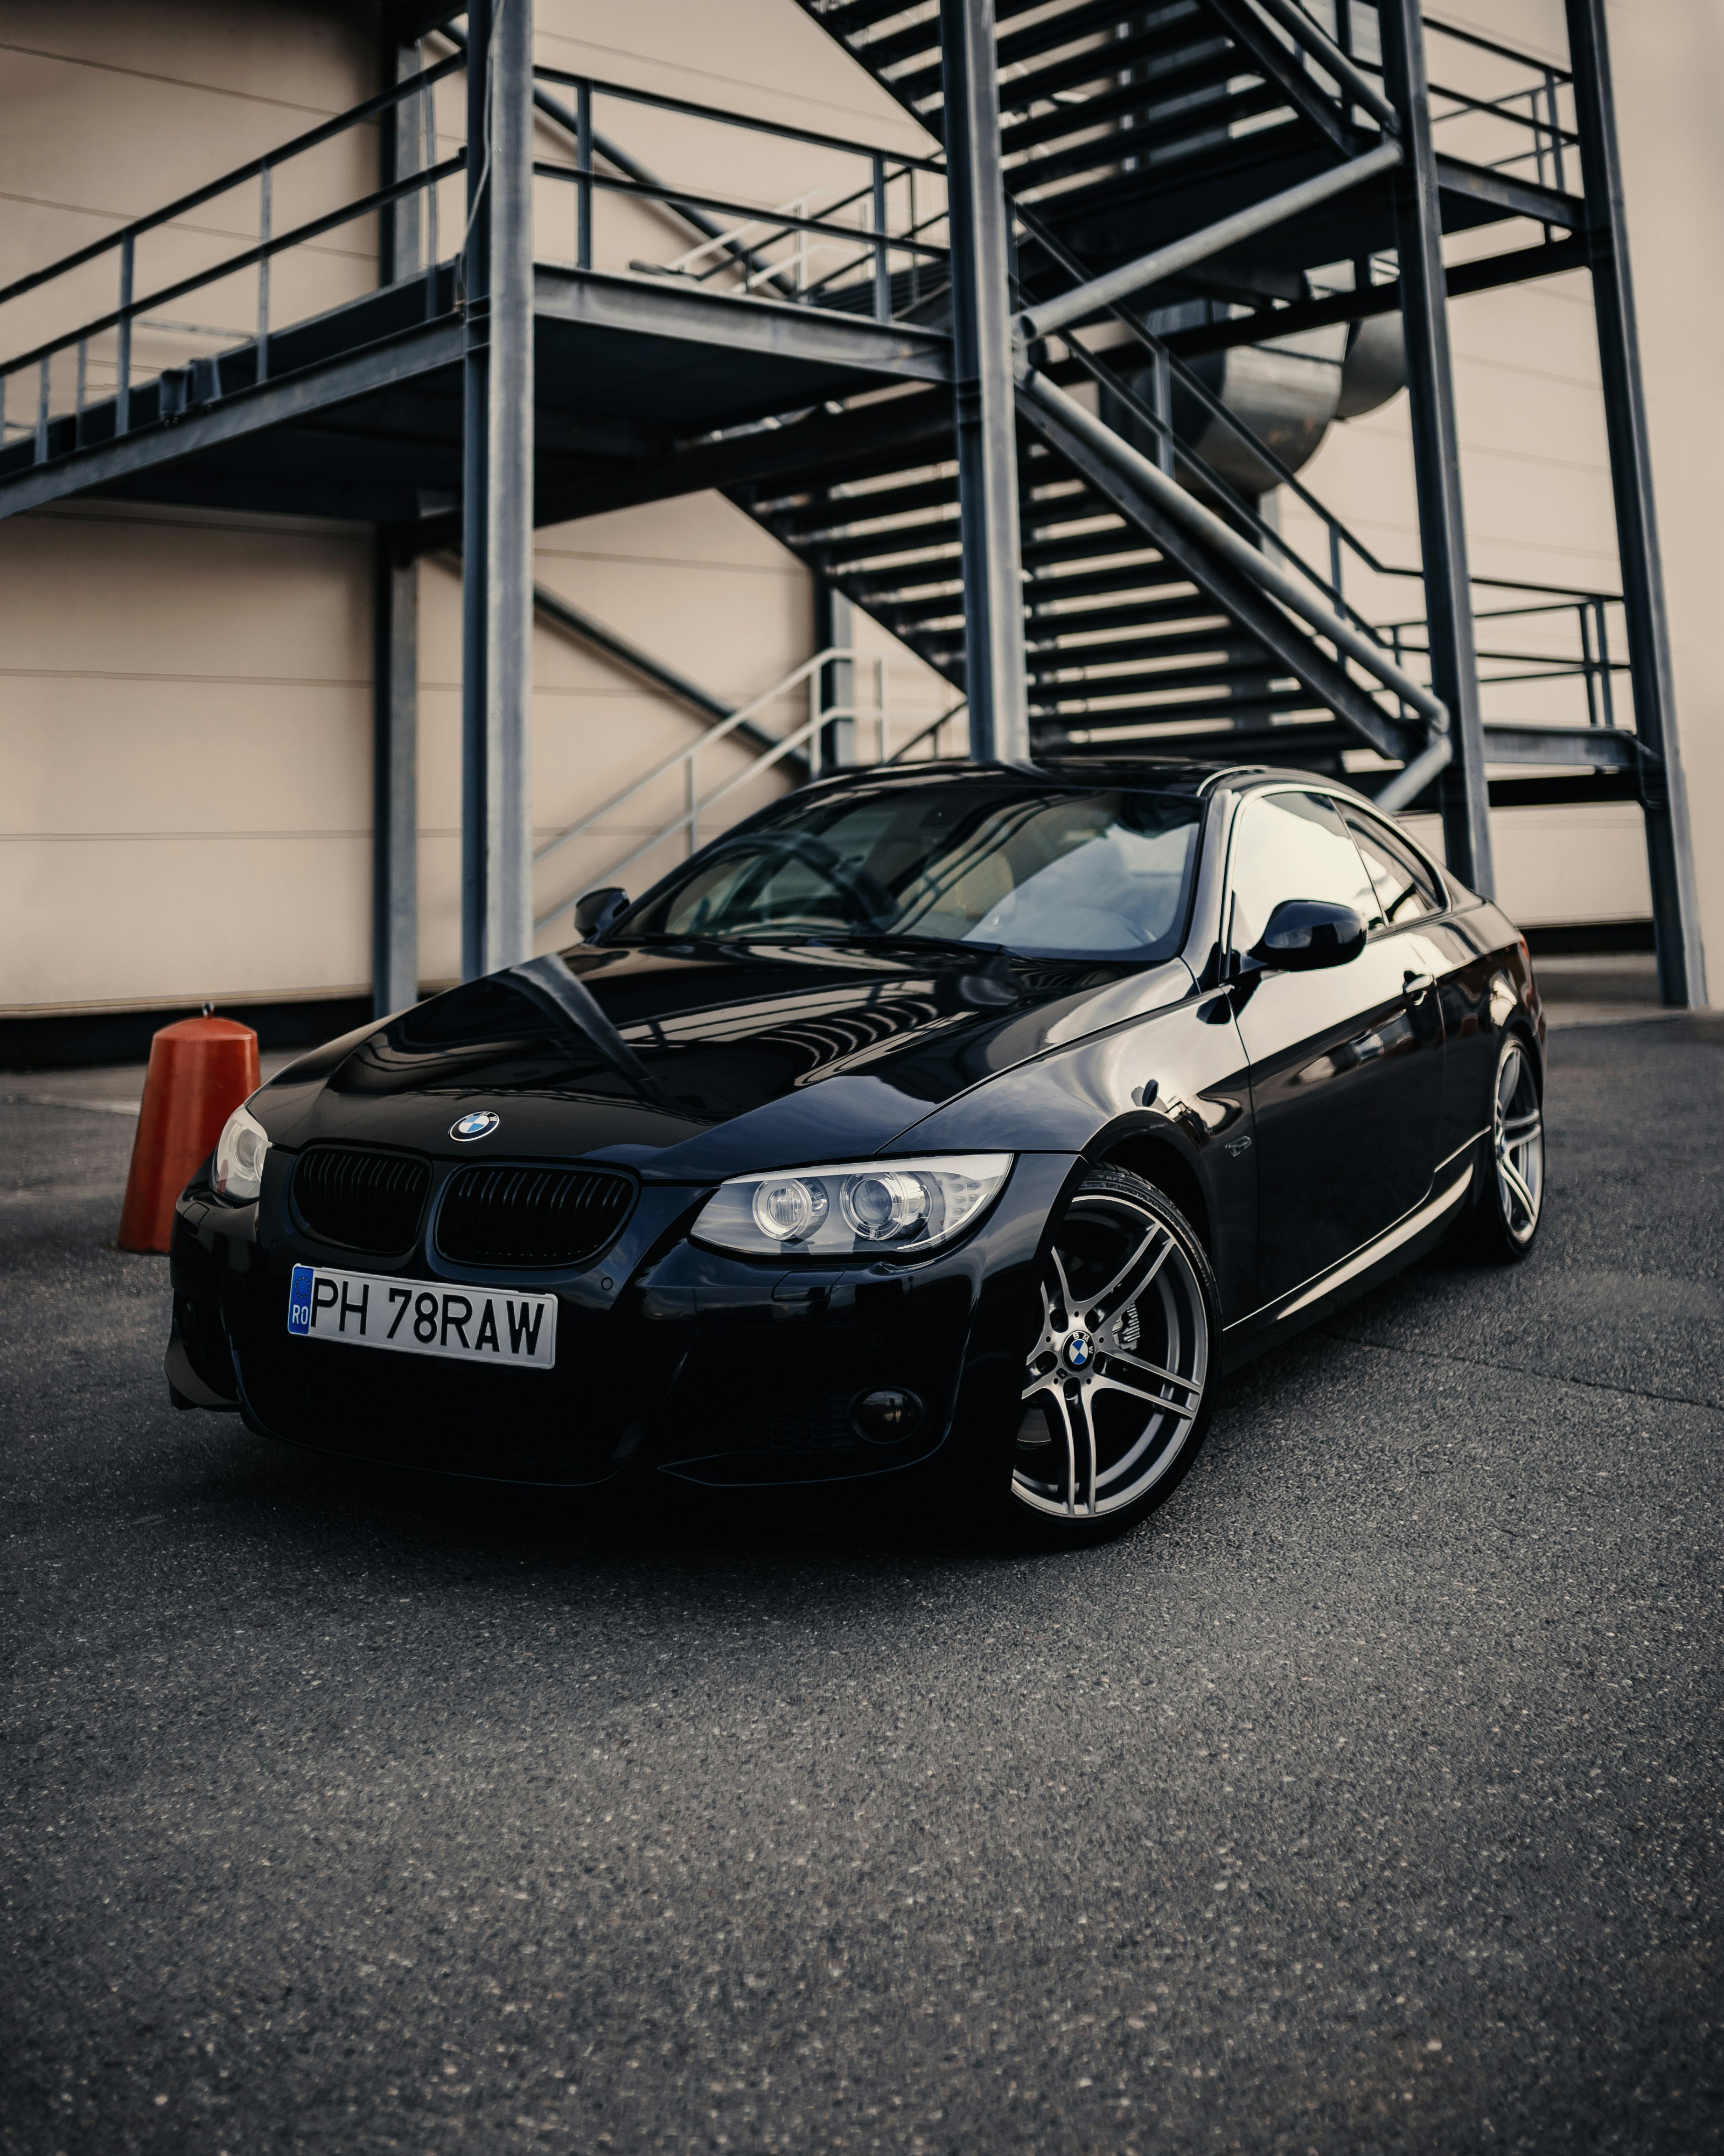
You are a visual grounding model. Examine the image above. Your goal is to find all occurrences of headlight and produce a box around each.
[693,1154,1012,1260]
[213,1102,270,1203]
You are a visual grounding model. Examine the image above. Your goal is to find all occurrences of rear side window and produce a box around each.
[1340,805,1446,926]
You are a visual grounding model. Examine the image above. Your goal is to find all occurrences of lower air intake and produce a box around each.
[435,1163,635,1270]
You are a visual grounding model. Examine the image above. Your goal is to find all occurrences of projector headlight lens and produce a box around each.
[213,1101,270,1204]
[695,1154,1012,1260]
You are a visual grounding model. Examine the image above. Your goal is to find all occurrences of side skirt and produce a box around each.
[1219,1158,1476,1371]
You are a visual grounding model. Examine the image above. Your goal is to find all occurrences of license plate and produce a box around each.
[286,1263,557,1370]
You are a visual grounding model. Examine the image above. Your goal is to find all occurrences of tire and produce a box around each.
[1461,1031,1545,1263]
[990,1166,1220,1550]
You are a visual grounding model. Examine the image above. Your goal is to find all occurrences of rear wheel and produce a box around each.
[1462,1032,1545,1262]
[997,1167,1218,1548]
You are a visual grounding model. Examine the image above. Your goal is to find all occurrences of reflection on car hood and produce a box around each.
[257,940,1193,1178]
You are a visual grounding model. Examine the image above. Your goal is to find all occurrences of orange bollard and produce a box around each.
[118,1014,261,1254]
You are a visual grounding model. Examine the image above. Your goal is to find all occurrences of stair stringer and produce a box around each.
[1016,388,1422,767]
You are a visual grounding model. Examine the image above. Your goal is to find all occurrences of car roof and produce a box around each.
[794,756,1385,804]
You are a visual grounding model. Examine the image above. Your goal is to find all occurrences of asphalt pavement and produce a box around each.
[3,1019,1720,2155]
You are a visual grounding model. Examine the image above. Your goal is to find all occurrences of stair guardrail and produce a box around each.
[534,648,966,935]
[0,52,464,458]
[530,66,947,317]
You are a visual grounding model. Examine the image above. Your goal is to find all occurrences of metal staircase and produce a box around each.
[747,2,1633,784]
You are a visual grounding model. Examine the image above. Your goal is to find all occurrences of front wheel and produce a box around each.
[995,1167,1219,1549]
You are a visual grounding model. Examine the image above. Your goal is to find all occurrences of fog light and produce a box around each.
[851,1387,923,1444]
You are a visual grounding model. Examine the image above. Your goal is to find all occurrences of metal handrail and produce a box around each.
[534,646,966,932]
[0,50,465,316]
[531,66,946,173]
[533,646,847,877]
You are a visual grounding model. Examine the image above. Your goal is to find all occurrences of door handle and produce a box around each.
[1402,969,1435,1000]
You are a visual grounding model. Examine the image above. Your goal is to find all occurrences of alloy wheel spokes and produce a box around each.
[1499,1151,1538,1225]
[1083,1222,1172,1327]
[1090,1362,1200,1420]
[1014,1195,1211,1522]
[1492,1043,1544,1239]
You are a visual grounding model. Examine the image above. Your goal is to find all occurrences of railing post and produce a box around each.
[1565,0,1705,1006]
[256,164,271,383]
[939,0,1029,763]
[379,19,422,286]
[1579,599,1600,728]
[116,233,132,435]
[422,74,441,317]
[576,80,593,270]
[373,525,420,1018]
[871,155,890,321]
[1147,344,1173,476]
[1595,599,1616,730]
[35,357,49,462]
[1379,0,1492,887]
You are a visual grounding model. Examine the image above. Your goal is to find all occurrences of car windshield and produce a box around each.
[612,775,1203,962]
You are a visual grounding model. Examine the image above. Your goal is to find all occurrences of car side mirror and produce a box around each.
[1250,898,1367,972]
[573,886,630,941]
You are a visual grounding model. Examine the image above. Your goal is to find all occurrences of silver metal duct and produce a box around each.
[1107,305,1408,500]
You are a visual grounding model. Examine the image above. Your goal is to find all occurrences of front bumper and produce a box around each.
[168,1151,1079,1499]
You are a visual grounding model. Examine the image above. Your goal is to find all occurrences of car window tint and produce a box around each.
[1227,790,1380,952]
[623,781,1203,962]
[1339,805,1444,924]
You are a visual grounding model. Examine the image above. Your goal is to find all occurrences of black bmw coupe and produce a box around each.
[167,760,1545,1546]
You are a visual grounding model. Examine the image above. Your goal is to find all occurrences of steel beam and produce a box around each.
[460,0,536,979]
[1018,142,1401,343]
[373,527,419,1018]
[1478,724,1644,769]
[939,0,1028,763]
[1016,380,1425,766]
[1565,0,1706,1007]
[813,573,856,766]
[1378,0,1492,893]
[0,319,462,522]
[528,265,950,378]
[459,0,492,979]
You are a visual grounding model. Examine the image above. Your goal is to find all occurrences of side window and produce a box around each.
[1339,805,1446,926]
[1226,790,1381,954]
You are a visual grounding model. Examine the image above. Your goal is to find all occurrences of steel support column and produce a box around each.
[813,572,855,767]
[372,527,418,1018]
[1378,0,1492,892]
[1565,0,1706,1006]
[938,0,1028,763]
[460,0,536,978]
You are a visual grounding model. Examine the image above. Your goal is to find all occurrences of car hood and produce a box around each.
[256,940,1193,1179]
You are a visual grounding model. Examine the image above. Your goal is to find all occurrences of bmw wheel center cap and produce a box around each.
[1063,1330,1095,1372]
[450,1110,501,1143]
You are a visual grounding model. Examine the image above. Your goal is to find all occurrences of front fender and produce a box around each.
[881,983,1258,1323]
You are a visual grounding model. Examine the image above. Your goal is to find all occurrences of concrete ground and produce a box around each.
[2,1019,1720,2156]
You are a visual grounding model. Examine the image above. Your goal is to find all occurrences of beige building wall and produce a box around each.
[0,0,1715,1023]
